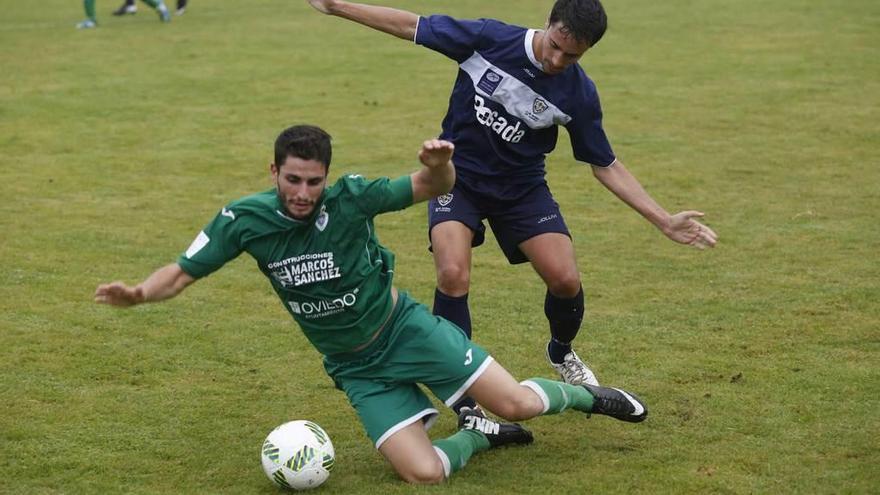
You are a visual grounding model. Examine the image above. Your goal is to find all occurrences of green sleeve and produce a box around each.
[176,208,244,279]
[342,174,413,216]
[386,175,414,210]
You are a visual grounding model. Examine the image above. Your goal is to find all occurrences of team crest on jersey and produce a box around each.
[437,193,453,207]
[477,69,504,95]
[315,205,329,231]
[532,98,549,114]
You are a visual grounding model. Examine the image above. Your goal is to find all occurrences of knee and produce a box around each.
[436,263,470,295]
[396,457,446,485]
[546,271,581,298]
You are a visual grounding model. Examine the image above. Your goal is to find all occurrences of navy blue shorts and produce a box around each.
[427,180,571,265]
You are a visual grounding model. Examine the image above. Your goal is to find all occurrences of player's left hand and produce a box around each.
[418,139,454,169]
[663,211,718,249]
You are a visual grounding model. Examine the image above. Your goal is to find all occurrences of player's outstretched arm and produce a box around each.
[410,139,455,204]
[592,159,718,249]
[95,263,196,307]
[305,0,419,41]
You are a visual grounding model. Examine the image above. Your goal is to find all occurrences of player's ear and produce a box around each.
[270,162,279,178]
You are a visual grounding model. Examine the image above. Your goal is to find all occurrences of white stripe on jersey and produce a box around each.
[460,53,572,130]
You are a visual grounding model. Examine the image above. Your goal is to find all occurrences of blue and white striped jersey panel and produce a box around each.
[460,52,572,130]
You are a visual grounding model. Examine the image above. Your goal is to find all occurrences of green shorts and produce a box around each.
[323,291,493,448]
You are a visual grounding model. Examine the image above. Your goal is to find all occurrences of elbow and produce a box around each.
[402,26,417,42]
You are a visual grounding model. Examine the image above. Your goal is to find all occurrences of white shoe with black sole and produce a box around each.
[547,348,600,386]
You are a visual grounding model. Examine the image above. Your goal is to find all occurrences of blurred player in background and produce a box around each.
[77,0,171,28]
[113,0,188,17]
[305,0,718,413]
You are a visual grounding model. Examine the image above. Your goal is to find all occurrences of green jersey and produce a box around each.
[177,174,414,357]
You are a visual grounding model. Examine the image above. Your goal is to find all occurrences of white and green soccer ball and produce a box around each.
[261,420,335,490]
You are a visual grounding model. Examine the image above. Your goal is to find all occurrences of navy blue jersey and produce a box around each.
[415,15,615,198]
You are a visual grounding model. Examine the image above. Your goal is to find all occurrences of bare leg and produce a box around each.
[378,421,446,484]
[465,361,547,421]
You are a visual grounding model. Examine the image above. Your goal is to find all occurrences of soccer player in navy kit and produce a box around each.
[95,125,648,483]
[306,0,718,408]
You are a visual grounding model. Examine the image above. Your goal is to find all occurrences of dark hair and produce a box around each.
[274,125,332,170]
[548,0,607,47]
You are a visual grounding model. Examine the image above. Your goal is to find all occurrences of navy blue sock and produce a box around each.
[545,287,584,363]
[433,289,472,339]
[547,338,573,364]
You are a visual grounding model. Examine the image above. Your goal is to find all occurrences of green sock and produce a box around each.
[521,377,594,414]
[432,429,490,477]
[83,0,96,20]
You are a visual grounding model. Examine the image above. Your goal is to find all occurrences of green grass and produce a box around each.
[1,0,878,493]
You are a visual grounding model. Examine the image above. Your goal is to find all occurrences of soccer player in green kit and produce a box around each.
[77,0,170,29]
[112,0,187,17]
[95,125,648,484]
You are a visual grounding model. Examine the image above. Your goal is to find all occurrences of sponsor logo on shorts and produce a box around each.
[537,213,559,224]
[434,193,453,213]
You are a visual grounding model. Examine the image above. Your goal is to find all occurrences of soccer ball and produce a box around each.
[261,420,335,490]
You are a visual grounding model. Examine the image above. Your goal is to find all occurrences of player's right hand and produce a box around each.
[94,282,144,307]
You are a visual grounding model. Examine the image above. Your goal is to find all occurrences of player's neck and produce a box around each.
[532,30,545,61]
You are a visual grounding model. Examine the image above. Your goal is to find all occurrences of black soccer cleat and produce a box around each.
[457,407,534,447]
[582,384,648,423]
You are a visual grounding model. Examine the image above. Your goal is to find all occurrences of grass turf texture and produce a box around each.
[1,0,878,493]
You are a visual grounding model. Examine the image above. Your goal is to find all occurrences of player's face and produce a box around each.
[538,22,590,75]
[271,156,328,219]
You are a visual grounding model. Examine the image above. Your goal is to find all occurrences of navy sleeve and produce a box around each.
[565,81,616,167]
[415,15,488,63]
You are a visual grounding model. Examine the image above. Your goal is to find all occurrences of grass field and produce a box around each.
[1,0,878,493]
